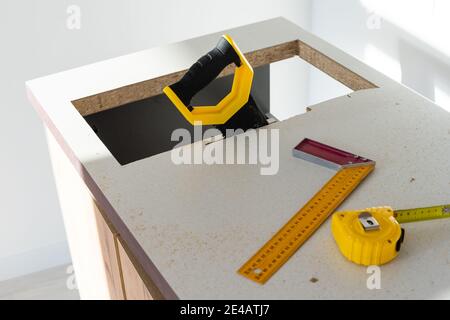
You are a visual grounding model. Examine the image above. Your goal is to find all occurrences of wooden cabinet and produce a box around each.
[95,203,155,300]
[95,204,154,300]
[93,203,125,300]
[117,240,153,300]
[46,128,156,300]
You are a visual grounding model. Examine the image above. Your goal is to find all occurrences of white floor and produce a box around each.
[0,264,79,300]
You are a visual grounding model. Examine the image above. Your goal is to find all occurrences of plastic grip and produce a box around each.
[169,37,241,107]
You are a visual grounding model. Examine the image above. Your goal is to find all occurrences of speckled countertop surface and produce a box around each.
[27,18,450,299]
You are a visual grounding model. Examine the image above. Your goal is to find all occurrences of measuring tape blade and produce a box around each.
[238,164,374,284]
[394,205,450,224]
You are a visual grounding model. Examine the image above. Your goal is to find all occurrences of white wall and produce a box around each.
[0,0,312,281]
[309,0,450,112]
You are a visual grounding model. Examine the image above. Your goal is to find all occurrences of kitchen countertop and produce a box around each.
[26,17,450,299]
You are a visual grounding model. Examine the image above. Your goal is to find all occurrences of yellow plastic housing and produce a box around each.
[163,35,254,125]
[331,207,402,266]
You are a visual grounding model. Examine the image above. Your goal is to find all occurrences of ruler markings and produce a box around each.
[394,205,450,224]
[238,164,374,284]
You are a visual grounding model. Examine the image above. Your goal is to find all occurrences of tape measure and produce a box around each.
[332,205,450,266]
[394,204,450,223]
[238,139,375,284]
[332,207,404,266]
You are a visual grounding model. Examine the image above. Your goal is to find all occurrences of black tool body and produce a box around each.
[168,37,268,135]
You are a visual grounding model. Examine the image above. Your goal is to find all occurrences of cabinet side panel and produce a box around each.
[45,128,113,299]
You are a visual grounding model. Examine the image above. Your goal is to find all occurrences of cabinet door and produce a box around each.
[94,204,125,300]
[117,241,153,300]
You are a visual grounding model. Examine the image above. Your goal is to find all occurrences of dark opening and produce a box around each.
[83,66,270,165]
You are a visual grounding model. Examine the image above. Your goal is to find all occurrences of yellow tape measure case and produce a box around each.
[332,207,405,266]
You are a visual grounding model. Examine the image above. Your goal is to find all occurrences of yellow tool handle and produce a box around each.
[163,35,254,125]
